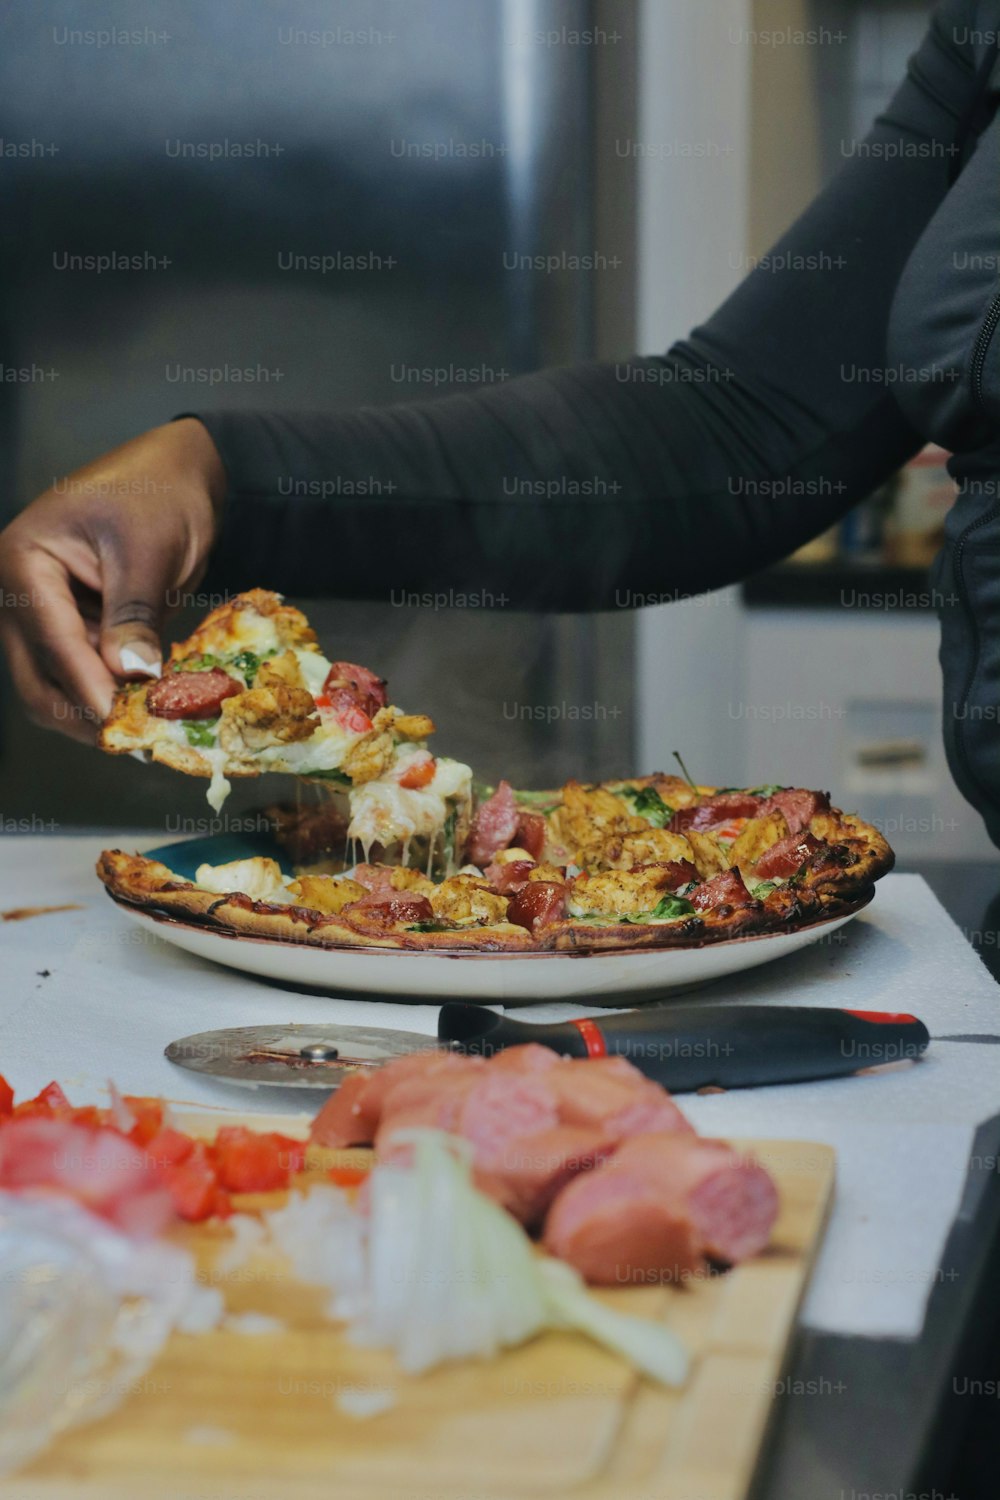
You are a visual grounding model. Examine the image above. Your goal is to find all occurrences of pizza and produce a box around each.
[97,773,894,955]
[98,589,472,864]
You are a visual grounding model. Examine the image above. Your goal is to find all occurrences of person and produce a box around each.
[2,2,999,834]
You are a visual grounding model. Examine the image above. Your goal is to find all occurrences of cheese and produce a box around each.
[291,646,332,697]
[347,754,472,860]
[203,747,232,814]
[194,857,288,901]
[231,614,283,656]
[258,725,353,775]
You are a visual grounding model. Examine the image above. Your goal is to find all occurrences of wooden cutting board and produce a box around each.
[4,1116,834,1500]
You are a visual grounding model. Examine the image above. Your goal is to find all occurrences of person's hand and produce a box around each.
[0,419,226,742]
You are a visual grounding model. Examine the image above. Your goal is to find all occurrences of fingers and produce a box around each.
[96,533,168,680]
[3,547,118,726]
[2,627,101,745]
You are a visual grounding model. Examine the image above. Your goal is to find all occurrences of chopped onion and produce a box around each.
[224,1311,286,1336]
[262,1130,688,1385]
[106,1079,135,1133]
[335,1387,397,1419]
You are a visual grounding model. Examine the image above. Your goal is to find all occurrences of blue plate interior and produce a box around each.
[143,830,293,882]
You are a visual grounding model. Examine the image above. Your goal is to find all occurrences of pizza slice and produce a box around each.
[99,589,472,864]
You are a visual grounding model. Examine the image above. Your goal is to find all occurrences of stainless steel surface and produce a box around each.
[0,0,638,828]
[165,1021,440,1088]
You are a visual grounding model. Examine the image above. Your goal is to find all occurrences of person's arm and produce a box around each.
[0,0,981,731]
[195,1,977,609]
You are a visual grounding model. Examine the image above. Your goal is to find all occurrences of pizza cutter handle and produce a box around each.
[436,1002,930,1091]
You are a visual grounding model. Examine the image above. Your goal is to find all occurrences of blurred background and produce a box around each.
[2,0,984,859]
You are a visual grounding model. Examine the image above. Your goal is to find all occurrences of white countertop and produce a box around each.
[3,836,999,1340]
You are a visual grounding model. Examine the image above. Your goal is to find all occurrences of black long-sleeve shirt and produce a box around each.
[194,1,994,613]
[192,2,1000,841]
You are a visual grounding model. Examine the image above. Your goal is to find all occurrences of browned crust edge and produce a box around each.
[95,845,880,957]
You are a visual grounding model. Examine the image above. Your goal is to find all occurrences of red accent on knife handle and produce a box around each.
[570,1018,607,1058]
[844,1010,920,1024]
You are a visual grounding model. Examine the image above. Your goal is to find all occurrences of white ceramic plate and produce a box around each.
[115,895,872,1004]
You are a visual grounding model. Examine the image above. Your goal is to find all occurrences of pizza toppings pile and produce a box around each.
[96,590,893,953]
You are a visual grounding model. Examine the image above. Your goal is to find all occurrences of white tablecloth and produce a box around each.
[3,836,999,1340]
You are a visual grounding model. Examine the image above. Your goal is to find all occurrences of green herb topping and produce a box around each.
[182,719,219,747]
[230,650,262,686]
[620,894,696,924]
[617,785,674,827]
[174,652,225,673]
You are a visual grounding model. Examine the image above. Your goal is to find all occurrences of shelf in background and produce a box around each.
[742,563,936,612]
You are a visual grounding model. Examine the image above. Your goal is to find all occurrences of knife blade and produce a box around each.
[165,1022,444,1088]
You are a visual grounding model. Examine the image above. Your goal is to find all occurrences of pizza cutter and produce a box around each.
[165,1004,929,1093]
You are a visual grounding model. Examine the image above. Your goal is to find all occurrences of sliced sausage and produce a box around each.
[475,1125,615,1228]
[760,788,829,835]
[374,1072,485,1161]
[466,781,520,865]
[506,881,568,934]
[753,830,823,880]
[669,794,763,833]
[454,1074,560,1169]
[147,668,242,720]
[647,858,699,890]
[611,1132,779,1262]
[545,1059,694,1141]
[365,1050,475,1125]
[342,893,435,928]
[348,864,396,893]
[311,1050,470,1148]
[690,868,754,912]
[485,1043,562,1074]
[323,661,388,717]
[484,858,537,894]
[514,812,547,860]
[543,1162,702,1285]
[309,1072,376,1149]
[543,1131,778,1284]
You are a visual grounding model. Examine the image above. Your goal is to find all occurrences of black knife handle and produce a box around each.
[437,1002,929,1092]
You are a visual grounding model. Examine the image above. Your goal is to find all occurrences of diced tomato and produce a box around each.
[0,1075,14,1117]
[211,1186,233,1219]
[211,1126,304,1193]
[0,1117,174,1236]
[66,1105,104,1129]
[123,1096,165,1146]
[271,1133,307,1176]
[145,1127,196,1168]
[327,1164,370,1189]
[398,756,436,790]
[322,686,373,735]
[165,1141,223,1222]
[13,1080,72,1119]
[36,1080,71,1110]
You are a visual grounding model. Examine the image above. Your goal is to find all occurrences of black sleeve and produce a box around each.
[192,1,980,611]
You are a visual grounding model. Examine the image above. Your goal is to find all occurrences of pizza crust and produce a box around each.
[96,788,886,957]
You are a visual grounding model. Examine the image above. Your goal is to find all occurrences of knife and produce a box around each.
[165,1004,928,1094]
[436,1002,930,1091]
